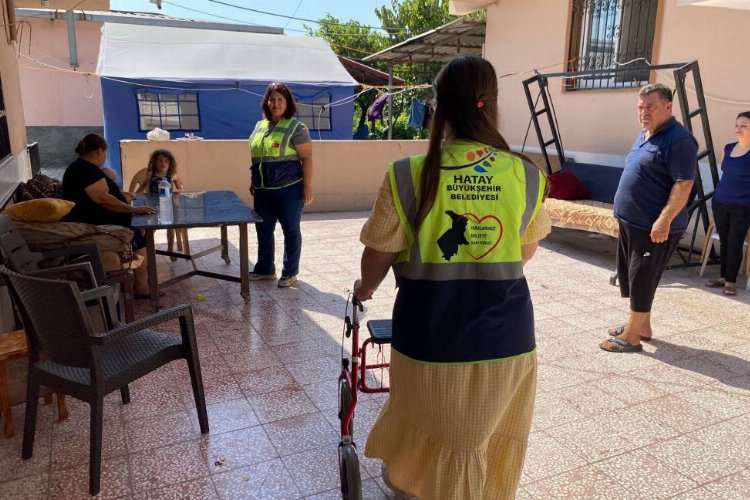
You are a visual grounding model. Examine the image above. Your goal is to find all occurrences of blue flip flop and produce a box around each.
[600,337,643,353]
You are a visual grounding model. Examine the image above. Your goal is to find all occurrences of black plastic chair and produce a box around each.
[0,215,125,324]
[0,265,209,495]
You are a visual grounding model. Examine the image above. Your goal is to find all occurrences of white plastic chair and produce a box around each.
[699,221,750,290]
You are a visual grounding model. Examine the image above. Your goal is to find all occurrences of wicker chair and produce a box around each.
[0,215,131,323]
[0,265,209,495]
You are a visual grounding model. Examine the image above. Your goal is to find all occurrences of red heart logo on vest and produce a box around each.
[462,213,503,260]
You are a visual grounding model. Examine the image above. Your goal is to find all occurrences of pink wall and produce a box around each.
[18,18,103,126]
[483,0,750,166]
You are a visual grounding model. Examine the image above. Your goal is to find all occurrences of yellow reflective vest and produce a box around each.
[249,117,304,189]
[387,140,546,363]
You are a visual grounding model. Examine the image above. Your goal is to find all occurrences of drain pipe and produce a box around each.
[5,0,16,42]
[387,63,393,140]
[65,9,78,70]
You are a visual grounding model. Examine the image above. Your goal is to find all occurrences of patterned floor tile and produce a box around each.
[285,357,341,385]
[282,446,351,497]
[524,465,641,500]
[50,420,127,469]
[236,365,298,397]
[247,387,318,424]
[594,449,697,499]
[0,473,49,499]
[131,477,218,500]
[124,410,201,453]
[202,426,278,474]
[202,398,260,435]
[644,435,743,484]
[689,413,750,467]
[701,468,750,500]
[211,458,301,500]
[130,440,209,492]
[522,431,587,482]
[48,456,131,499]
[4,216,750,499]
[263,412,339,457]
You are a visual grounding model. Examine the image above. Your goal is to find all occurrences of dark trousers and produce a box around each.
[713,202,750,283]
[252,182,304,277]
[617,220,681,313]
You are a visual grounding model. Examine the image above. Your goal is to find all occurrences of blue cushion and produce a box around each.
[560,162,623,204]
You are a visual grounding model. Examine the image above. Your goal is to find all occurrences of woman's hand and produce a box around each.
[303,184,314,206]
[122,192,136,204]
[249,185,256,196]
[353,279,373,302]
[133,206,156,215]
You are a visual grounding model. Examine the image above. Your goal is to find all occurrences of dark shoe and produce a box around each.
[599,337,643,353]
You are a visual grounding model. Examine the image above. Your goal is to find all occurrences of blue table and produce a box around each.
[132,190,262,311]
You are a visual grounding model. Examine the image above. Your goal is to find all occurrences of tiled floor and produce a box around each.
[1,213,749,499]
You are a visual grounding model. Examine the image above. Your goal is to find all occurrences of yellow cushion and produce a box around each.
[3,198,75,222]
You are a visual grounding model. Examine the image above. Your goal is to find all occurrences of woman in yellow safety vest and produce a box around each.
[354,55,551,500]
[248,83,314,288]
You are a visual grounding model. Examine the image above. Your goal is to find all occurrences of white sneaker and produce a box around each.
[277,275,298,288]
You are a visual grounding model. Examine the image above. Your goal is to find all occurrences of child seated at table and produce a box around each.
[129,149,184,194]
[129,149,187,260]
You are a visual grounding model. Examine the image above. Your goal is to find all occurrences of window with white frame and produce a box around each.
[296,93,331,131]
[136,91,200,131]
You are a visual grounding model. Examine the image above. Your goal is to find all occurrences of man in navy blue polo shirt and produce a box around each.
[601,83,698,353]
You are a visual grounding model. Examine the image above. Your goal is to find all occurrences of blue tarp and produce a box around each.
[97,23,357,182]
[101,78,355,178]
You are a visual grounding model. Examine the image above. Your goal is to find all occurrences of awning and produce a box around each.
[449,0,498,15]
[338,56,405,86]
[363,17,485,65]
[677,0,750,9]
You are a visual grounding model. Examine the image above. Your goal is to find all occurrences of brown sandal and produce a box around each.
[706,279,726,288]
[724,286,737,296]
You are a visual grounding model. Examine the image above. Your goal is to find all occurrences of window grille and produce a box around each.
[566,0,659,90]
[296,94,331,131]
[136,91,200,131]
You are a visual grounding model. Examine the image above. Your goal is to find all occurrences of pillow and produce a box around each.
[3,198,75,222]
[548,171,592,201]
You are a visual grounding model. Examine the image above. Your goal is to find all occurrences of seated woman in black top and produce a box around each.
[62,133,156,297]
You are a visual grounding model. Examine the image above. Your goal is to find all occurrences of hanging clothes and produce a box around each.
[368,94,390,122]
[408,99,428,129]
[422,103,432,129]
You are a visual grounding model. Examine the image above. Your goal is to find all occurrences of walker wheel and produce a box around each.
[223,256,231,265]
[338,442,362,500]
[338,378,353,437]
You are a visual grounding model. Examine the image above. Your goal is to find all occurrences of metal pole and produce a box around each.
[65,10,79,70]
[387,63,393,140]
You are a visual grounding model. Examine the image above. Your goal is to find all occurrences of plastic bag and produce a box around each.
[146,127,170,141]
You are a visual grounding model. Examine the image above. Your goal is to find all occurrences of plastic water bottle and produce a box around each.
[158,177,172,198]
[158,178,173,224]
